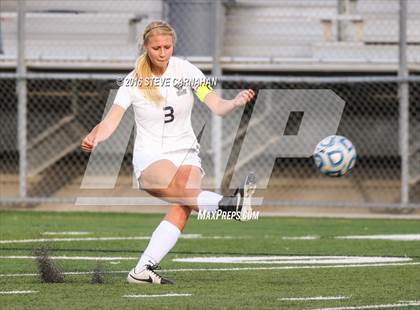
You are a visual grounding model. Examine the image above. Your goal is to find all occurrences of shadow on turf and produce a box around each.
[91,262,106,284]
[34,247,65,283]
[33,247,107,284]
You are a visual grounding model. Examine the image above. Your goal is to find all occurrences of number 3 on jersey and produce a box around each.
[163,106,174,123]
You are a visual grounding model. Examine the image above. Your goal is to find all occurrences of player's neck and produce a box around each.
[152,61,170,77]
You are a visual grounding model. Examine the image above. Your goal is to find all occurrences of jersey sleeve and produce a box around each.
[184,60,214,103]
[114,75,133,110]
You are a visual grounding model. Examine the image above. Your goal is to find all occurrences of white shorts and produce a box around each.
[132,148,204,181]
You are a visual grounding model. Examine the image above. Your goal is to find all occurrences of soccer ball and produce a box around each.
[313,135,357,177]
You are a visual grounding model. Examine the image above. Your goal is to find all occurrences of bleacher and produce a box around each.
[223,0,420,71]
[0,0,162,69]
[0,0,419,72]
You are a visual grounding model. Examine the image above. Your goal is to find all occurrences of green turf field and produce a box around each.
[0,211,419,309]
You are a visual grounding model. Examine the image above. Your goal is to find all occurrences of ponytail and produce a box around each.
[134,53,163,105]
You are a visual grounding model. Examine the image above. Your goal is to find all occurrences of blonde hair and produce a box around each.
[135,21,176,105]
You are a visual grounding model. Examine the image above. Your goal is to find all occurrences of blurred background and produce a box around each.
[0,0,419,216]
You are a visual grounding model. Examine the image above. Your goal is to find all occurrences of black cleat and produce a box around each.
[218,172,257,221]
[127,264,174,285]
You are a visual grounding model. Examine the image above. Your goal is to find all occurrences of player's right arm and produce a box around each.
[81,73,133,153]
[80,104,126,153]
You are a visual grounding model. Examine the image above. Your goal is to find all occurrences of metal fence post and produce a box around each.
[0,11,3,54]
[17,0,27,199]
[398,0,409,206]
[211,0,224,189]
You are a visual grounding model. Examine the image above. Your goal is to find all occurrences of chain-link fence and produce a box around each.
[0,75,419,208]
[0,0,419,212]
[218,78,420,208]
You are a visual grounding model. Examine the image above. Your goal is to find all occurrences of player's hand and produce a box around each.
[80,135,96,153]
[233,89,255,107]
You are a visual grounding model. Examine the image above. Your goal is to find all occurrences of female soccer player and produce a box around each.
[81,20,256,284]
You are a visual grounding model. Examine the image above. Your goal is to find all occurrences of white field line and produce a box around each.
[4,234,417,244]
[172,256,412,265]
[178,234,202,239]
[336,234,420,241]
[42,232,90,236]
[0,256,137,261]
[282,236,320,240]
[1,262,419,278]
[0,234,240,244]
[0,237,150,244]
[279,296,349,301]
[311,301,420,310]
[123,293,192,298]
[0,256,411,265]
[163,262,420,272]
[0,290,38,295]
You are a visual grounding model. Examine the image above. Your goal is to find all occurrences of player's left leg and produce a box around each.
[128,204,191,285]
[128,166,200,285]
[163,203,192,231]
[128,166,257,284]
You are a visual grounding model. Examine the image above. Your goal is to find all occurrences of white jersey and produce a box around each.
[114,56,206,155]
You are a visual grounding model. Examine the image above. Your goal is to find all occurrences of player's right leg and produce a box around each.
[139,159,201,208]
[140,160,256,220]
[217,172,257,221]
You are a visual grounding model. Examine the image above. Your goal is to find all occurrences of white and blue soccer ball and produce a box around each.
[313,135,357,177]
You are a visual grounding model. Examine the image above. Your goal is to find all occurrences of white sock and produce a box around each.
[196,191,222,212]
[135,220,181,273]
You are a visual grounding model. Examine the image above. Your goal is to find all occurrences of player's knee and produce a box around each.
[173,207,191,223]
[165,205,191,230]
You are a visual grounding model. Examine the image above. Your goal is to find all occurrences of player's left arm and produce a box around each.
[196,84,255,116]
